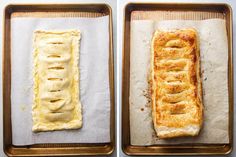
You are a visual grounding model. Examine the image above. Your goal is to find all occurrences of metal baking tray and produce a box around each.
[122,3,233,156]
[3,4,114,156]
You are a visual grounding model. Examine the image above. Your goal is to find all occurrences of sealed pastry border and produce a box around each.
[3,3,114,156]
[122,3,233,155]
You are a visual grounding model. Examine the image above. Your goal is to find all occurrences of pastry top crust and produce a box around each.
[151,29,203,130]
[32,30,82,132]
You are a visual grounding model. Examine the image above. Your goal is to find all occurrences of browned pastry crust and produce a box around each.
[151,29,203,138]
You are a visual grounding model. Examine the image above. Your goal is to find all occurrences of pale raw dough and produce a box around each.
[32,30,82,132]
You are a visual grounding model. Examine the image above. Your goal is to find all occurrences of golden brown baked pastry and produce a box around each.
[151,29,203,138]
[32,30,82,132]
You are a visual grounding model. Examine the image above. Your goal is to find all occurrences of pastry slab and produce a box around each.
[32,30,82,132]
[151,29,203,138]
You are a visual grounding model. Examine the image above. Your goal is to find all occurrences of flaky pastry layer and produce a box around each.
[151,29,203,138]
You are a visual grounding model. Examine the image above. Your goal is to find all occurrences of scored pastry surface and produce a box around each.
[151,29,203,138]
[32,30,82,132]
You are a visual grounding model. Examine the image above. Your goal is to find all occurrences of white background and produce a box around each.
[0,0,116,156]
[117,0,235,157]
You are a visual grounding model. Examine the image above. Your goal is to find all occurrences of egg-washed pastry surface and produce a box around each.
[151,29,203,138]
[32,30,82,132]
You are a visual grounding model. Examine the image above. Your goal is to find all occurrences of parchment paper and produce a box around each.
[130,19,229,145]
[11,16,110,145]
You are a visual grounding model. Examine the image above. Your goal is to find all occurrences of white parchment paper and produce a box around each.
[11,16,110,145]
[130,19,229,145]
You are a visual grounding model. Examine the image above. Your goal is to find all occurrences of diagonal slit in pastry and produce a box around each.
[48,78,63,81]
[47,55,61,58]
[47,41,64,45]
[48,66,64,70]
[50,99,62,103]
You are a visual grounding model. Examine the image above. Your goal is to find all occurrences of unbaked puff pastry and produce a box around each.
[32,30,82,132]
[151,29,203,138]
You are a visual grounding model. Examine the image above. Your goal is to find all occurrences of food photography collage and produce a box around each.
[0,0,235,156]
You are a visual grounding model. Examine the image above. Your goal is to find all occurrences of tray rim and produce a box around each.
[122,2,233,156]
[3,3,115,156]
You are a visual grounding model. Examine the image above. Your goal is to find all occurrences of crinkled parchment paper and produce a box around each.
[130,19,229,145]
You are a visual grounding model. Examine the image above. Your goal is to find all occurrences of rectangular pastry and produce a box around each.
[32,30,82,132]
[151,29,203,138]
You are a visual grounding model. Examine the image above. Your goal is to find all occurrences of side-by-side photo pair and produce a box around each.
[1,0,234,156]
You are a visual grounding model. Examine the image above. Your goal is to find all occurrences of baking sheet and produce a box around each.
[130,19,229,145]
[11,16,110,145]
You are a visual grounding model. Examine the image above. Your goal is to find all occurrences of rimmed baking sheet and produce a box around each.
[122,3,233,156]
[3,4,114,156]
